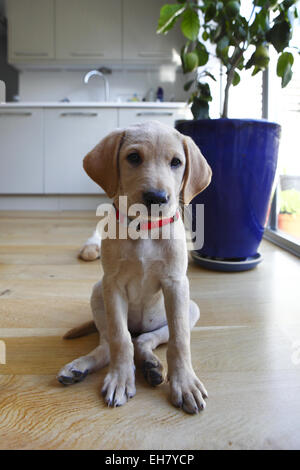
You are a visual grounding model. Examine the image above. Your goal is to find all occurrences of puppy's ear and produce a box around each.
[181,135,212,205]
[83,129,125,198]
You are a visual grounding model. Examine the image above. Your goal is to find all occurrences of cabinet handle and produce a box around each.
[138,52,169,58]
[60,112,98,117]
[0,112,32,117]
[70,52,104,57]
[15,52,49,57]
[136,112,173,116]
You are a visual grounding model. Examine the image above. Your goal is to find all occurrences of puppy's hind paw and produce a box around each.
[142,358,164,387]
[57,361,90,386]
[79,244,100,261]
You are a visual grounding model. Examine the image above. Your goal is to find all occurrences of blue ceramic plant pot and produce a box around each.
[176,119,281,271]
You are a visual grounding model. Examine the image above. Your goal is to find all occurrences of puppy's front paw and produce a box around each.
[79,243,100,261]
[102,365,136,407]
[169,369,208,414]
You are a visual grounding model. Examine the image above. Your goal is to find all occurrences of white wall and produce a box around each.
[18,67,188,103]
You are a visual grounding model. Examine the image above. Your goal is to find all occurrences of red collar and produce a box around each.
[114,206,180,231]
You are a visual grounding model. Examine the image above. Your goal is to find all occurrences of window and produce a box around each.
[264,24,300,257]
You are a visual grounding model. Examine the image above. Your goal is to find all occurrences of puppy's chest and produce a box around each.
[121,255,161,293]
[119,239,165,270]
[117,243,164,302]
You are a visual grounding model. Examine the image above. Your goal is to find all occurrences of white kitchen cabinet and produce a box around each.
[7,0,182,66]
[55,0,122,61]
[118,107,191,128]
[44,108,118,194]
[0,108,43,193]
[7,0,54,62]
[123,0,182,63]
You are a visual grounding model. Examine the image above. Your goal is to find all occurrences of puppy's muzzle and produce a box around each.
[143,190,169,208]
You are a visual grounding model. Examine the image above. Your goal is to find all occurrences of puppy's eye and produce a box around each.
[170,157,182,168]
[127,152,142,166]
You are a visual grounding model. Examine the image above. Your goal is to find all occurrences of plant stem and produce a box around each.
[222,48,244,118]
[222,73,233,118]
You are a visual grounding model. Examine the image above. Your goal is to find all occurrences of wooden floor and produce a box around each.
[0,211,299,450]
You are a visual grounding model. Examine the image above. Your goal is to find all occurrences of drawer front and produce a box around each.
[118,108,191,128]
[44,108,118,194]
[0,109,44,194]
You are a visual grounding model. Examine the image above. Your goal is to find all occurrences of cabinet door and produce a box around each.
[56,0,122,60]
[44,108,118,194]
[119,108,191,128]
[7,0,54,61]
[0,109,43,193]
[123,0,182,62]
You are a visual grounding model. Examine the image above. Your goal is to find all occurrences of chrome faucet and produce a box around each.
[83,69,110,101]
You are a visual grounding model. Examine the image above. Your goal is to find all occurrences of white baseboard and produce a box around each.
[0,194,110,211]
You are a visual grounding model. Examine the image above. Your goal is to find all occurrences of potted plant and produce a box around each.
[157,0,299,271]
[278,188,300,238]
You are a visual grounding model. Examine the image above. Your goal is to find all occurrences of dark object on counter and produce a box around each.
[156,87,164,102]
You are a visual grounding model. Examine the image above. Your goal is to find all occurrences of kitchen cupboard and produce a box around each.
[7,0,55,62]
[44,108,118,194]
[0,109,44,193]
[6,0,181,66]
[123,0,181,62]
[55,0,122,61]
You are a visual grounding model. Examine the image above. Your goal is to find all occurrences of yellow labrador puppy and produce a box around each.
[57,121,211,414]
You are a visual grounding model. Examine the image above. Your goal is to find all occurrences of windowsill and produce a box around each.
[263,227,300,258]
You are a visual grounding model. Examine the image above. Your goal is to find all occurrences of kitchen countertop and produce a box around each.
[0,101,188,108]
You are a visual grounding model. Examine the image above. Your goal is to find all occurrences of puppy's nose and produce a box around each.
[143,190,169,207]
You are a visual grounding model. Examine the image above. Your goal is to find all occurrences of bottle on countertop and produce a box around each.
[156,87,164,102]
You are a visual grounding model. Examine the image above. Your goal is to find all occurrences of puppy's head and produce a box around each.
[83,121,211,216]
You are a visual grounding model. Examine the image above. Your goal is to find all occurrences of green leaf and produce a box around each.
[191,97,209,120]
[246,45,270,70]
[204,71,217,81]
[277,51,294,74]
[266,20,291,52]
[184,79,195,91]
[216,1,224,11]
[180,42,190,72]
[282,63,292,86]
[217,36,230,51]
[225,1,240,18]
[195,43,209,66]
[216,39,230,66]
[196,82,212,102]
[202,30,209,41]
[237,56,244,70]
[205,3,216,22]
[212,25,223,42]
[252,66,261,76]
[181,8,200,40]
[277,51,294,87]
[182,52,199,72]
[157,4,185,35]
[232,71,240,86]
[282,0,298,8]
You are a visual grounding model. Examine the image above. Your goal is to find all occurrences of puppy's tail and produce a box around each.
[63,320,97,339]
